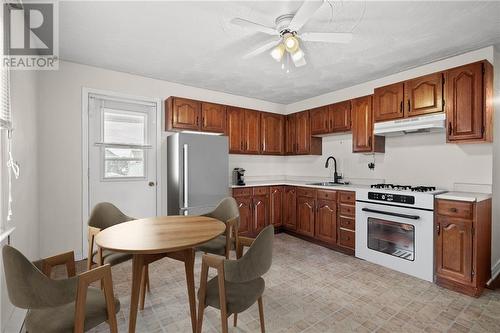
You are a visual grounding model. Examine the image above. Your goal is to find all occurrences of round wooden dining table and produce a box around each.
[95,215,226,333]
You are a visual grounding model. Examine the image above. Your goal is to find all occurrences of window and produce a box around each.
[101,109,148,179]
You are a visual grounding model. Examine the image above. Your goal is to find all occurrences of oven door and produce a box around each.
[355,201,434,282]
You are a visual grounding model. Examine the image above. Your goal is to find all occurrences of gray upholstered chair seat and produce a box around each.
[196,235,234,256]
[93,249,132,266]
[26,287,120,333]
[200,277,265,314]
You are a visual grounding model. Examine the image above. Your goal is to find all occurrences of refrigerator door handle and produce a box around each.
[182,144,189,215]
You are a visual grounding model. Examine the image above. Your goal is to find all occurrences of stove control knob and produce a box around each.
[381,195,386,200]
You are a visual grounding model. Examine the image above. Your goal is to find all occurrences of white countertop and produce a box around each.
[231,180,368,192]
[435,191,492,202]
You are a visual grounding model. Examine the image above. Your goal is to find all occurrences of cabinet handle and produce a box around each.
[196,116,199,126]
[241,141,243,150]
[448,123,452,136]
[400,101,403,113]
[368,136,372,147]
[325,119,328,128]
[449,207,458,213]
[407,100,410,112]
[202,117,205,125]
[436,224,440,235]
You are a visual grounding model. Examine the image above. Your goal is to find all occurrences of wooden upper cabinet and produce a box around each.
[283,186,297,230]
[166,97,201,131]
[295,111,311,154]
[296,195,315,237]
[352,96,384,153]
[270,186,283,227]
[405,72,444,117]
[436,216,473,285]
[201,102,226,133]
[285,114,297,154]
[373,82,404,122]
[329,100,351,132]
[243,110,261,154]
[261,113,284,155]
[227,107,245,153]
[310,106,330,135]
[446,61,492,143]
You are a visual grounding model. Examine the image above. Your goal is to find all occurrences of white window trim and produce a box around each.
[81,87,162,261]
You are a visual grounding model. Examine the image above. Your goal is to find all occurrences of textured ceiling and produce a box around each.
[59,1,500,104]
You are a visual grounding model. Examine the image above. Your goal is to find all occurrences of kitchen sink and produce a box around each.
[307,182,350,186]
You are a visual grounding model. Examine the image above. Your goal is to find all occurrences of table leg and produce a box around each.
[129,254,145,333]
[184,248,197,333]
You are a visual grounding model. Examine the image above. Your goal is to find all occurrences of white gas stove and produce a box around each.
[355,184,446,282]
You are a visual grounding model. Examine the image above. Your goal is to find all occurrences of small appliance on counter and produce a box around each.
[232,168,245,186]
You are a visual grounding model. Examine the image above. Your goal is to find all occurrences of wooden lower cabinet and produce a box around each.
[232,187,269,237]
[315,199,337,244]
[283,187,297,230]
[252,194,269,234]
[296,196,315,237]
[337,191,356,251]
[235,195,252,236]
[435,198,491,297]
[270,186,283,227]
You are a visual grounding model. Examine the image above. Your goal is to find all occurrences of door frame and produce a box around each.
[81,87,162,260]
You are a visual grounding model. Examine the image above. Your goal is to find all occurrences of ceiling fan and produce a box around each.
[231,0,353,69]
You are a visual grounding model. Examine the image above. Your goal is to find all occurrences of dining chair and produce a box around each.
[197,225,274,333]
[2,245,119,333]
[195,197,240,259]
[87,202,150,309]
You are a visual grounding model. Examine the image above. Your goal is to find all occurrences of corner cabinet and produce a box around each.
[351,96,385,153]
[435,198,491,297]
[283,186,297,230]
[445,61,493,143]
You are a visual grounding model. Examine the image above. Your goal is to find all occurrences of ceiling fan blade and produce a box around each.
[288,0,325,32]
[301,32,353,43]
[231,18,278,36]
[243,39,281,59]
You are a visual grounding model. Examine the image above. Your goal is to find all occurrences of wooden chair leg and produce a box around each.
[217,273,228,333]
[87,233,94,271]
[197,262,209,333]
[233,313,238,327]
[258,297,265,333]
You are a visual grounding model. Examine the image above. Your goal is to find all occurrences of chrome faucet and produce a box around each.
[325,156,342,184]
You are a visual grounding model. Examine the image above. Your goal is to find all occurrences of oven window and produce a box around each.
[367,218,415,261]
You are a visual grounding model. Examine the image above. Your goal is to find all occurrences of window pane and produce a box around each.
[104,148,144,178]
[103,109,146,145]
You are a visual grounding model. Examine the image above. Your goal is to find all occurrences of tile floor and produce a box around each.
[85,233,500,333]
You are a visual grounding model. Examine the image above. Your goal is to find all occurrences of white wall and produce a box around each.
[491,45,500,276]
[37,61,284,258]
[1,70,40,332]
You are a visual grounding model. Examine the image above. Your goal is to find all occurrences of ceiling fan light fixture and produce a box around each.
[291,48,304,62]
[270,43,285,62]
[284,34,299,53]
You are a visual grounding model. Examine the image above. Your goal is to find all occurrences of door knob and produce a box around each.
[148,181,155,187]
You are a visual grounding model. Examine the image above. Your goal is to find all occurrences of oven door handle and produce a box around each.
[362,208,420,220]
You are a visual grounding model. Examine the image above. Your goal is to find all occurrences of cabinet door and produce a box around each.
[329,100,351,132]
[315,199,337,244]
[285,114,297,155]
[244,110,261,154]
[405,72,443,117]
[352,96,374,152]
[261,113,284,155]
[297,196,315,237]
[235,196,252,235]
[295,111,311,154]
[310,106,330,135]
[436,216,473,285]
[373,82,404,122]
[270,186,283,227]
[201,102,226,133]
[283,187,297,230]
[253,194,269,234]
[227,107,245,153]
[446,62,484,142]
[171,97,201,130]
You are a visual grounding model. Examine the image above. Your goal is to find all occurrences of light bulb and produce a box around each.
[284,35,299,53]
[291,48,304,62]
[270,44,285,62]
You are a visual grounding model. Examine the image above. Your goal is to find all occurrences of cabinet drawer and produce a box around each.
[316,189,337,201]
[297,187,315,198]
[339,191,356,204]
[437,200,473,220]
[232,188,252,197]
[339,229,355,249]
[339,216,355,231]
[253,187,269,196]
[339,204,355,217]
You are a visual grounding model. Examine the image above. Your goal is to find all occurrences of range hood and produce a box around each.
[374,113,446,136]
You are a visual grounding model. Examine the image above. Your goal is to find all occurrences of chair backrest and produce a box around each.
[206,197,239,225]
[2,245,77,309]
[88,202,133,229]
[223,225,274,283]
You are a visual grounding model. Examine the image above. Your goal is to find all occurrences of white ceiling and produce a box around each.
[59,1,500,104]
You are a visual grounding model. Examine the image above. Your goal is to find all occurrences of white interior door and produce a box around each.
[88,94,158,220]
